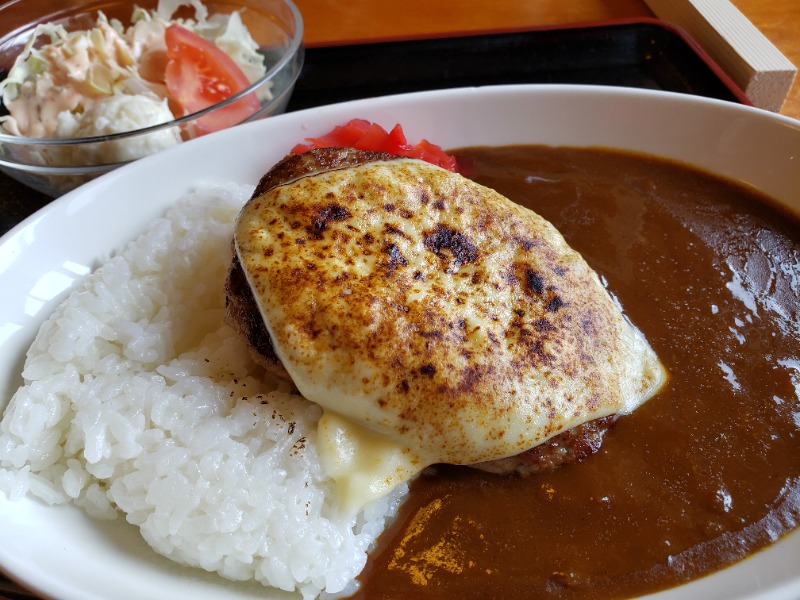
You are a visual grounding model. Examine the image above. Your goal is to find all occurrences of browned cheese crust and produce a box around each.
[225,148,399,379]
[226,148,662,471]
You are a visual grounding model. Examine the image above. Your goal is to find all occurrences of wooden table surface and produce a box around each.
[0,0,798,598]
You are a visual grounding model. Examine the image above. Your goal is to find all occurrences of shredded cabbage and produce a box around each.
[194,11,266,84]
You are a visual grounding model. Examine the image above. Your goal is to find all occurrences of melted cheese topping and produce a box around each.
[317,411,424,514]
[234,158,666,512]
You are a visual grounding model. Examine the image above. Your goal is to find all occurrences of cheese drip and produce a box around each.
[317,411,426,515]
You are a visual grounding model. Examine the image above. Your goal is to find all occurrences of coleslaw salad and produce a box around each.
[0,0,269,141]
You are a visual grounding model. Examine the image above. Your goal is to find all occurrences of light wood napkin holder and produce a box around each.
[644,0,797,111]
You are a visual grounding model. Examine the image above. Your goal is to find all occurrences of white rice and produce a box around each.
[0,183,407,599]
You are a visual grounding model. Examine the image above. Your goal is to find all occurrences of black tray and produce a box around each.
[286,19,749,112]
[0,19,747,237]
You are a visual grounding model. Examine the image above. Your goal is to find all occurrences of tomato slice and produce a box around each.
[164,24,260,135]
[291,119,458,171]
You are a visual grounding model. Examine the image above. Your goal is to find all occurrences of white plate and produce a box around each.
[1,85,799,600]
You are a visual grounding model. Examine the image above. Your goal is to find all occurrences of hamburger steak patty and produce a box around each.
[469,415,617,476]
[224,147,618,476]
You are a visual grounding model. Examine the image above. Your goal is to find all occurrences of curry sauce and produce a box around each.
[352,146,800,599]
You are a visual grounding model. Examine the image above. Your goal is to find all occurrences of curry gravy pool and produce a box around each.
[352,145,800,599]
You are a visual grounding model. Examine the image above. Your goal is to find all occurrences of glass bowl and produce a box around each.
[0,0,304,197]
